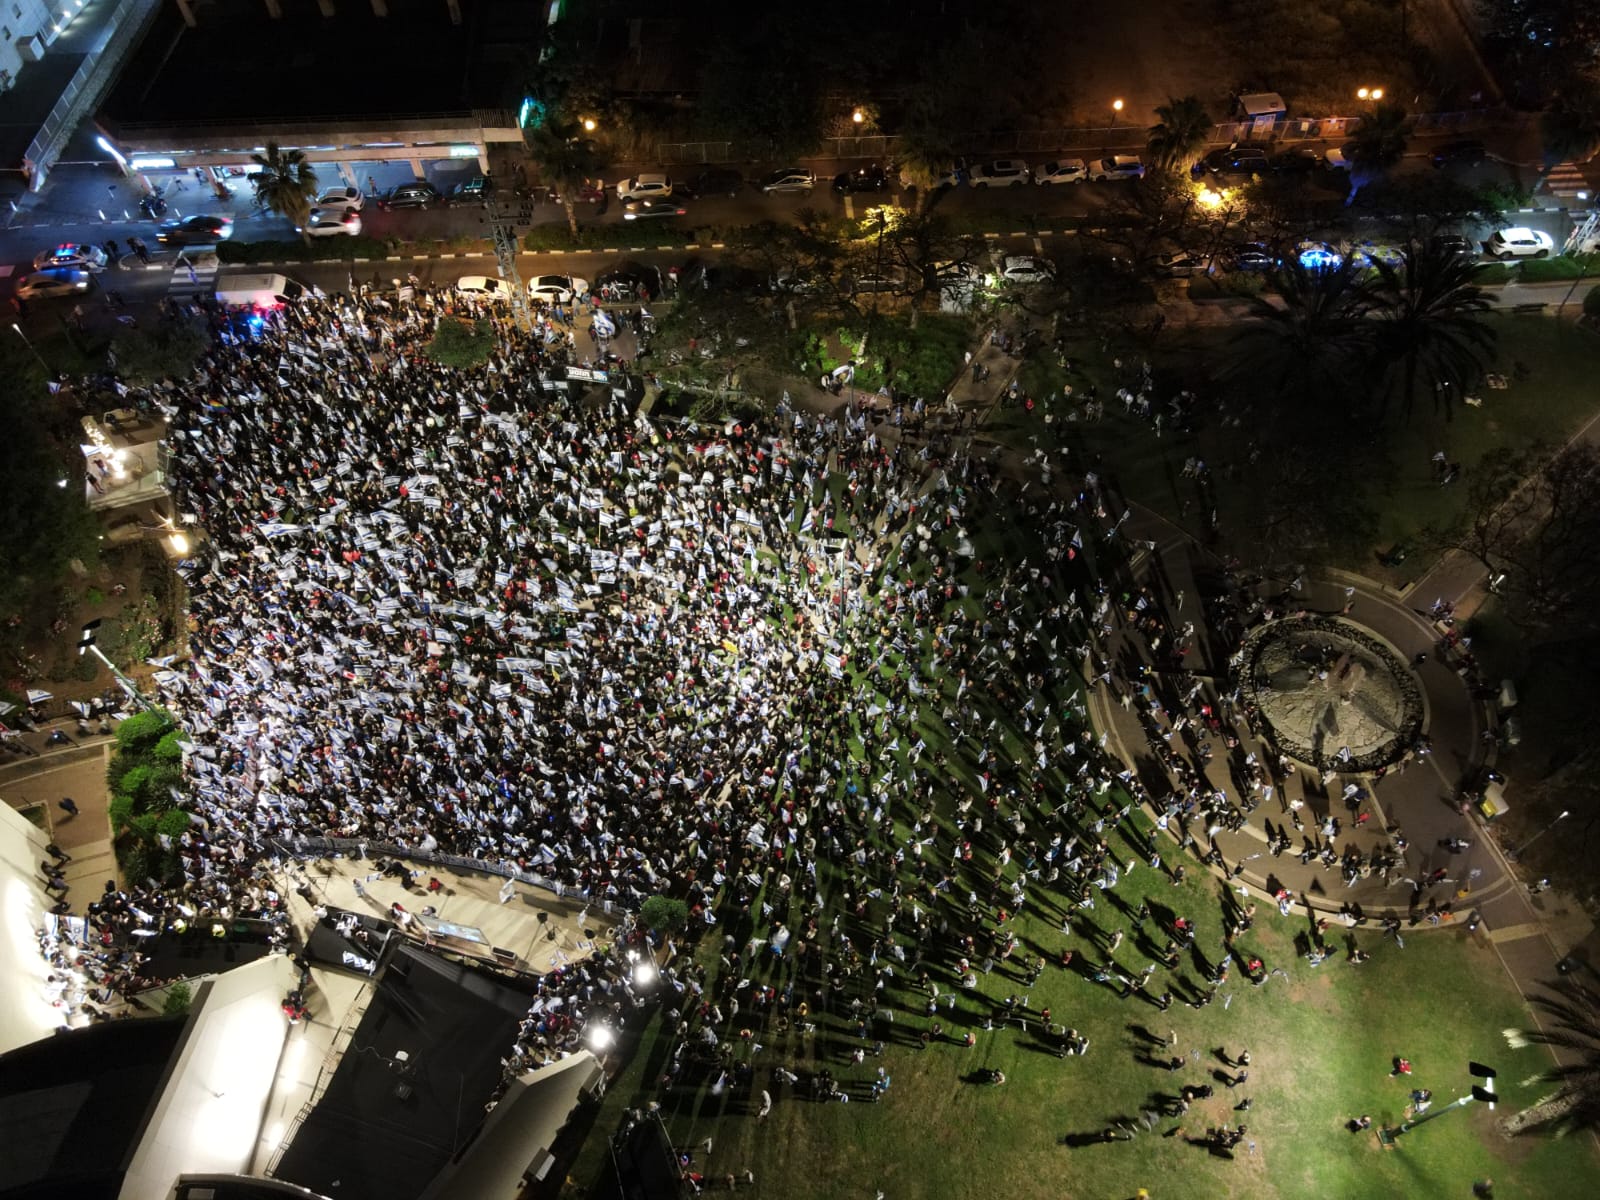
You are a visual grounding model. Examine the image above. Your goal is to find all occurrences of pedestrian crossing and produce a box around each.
[167,251,219,299]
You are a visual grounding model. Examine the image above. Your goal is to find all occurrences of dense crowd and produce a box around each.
[31,285,1457,1175]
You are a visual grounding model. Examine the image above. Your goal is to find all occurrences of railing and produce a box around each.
[24,0,162,188]
[264,834,618,914]
[646,110,1527,166]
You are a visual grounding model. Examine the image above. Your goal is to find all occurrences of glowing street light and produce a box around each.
[852,108,865,124]
[1106,98,1125,137]
[1357,86,1384,102]
[581,117,597,133]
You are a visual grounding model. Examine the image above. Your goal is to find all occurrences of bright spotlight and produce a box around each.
[587,1025,614,1051]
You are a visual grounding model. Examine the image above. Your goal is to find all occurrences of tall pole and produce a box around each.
[84,642,155,712]
[1510,810,1570,860]
[12,322,49,371]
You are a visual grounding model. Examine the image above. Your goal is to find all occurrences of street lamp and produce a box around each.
[1379,1061,1497,1145]
[78,620,155,712]
[582,117,597,133]
[851,108,865,125]
[1509,810,1570,861]
[12,322,49,371]
[1358,86,1384,102]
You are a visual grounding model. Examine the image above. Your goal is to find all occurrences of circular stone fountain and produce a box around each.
[1238,616,1424,772]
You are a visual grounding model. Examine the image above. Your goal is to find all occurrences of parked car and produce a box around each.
[15,267,93,300]
[1323,144,1355,170]
[1484,227,1555,259]
[1295,240,1343,270]
[897,162,963,190]
[1202,145,1269,176]
[300,208,363,238]
[1268,146,1323,174]
[615,173,673,201]
[1222,242,1279,272]
[970,159,1031,187]
[1089,155,1145,181]
[444,177,494,207]
[527,274,589,303]
[1430,233,1478,262]
[1431,139,1487,169]
[831,166,891,195]
[1152,250,1207,278]
[622,198,687,221]
[770,268,820,294]
[156,215,234,246]
[314,186,365,212]
[994,255,1054,284]
[848,270,904,294]
[33,243,107,272]
[685,168,745,198]
[759,167,816,194]
[1347,239,1406,269]
[1035,158,1088,185]
[455,275,515,301]
[376,182,441,210]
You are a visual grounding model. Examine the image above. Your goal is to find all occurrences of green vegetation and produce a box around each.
[161,981,194,1017]
[110,312,209,386]
[248,142,320,244]
[216,236,393,264]
[639,895,689,936]
[425,317,497,369]
[106,708,187,885]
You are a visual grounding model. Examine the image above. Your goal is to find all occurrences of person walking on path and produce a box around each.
[58,797,79,819]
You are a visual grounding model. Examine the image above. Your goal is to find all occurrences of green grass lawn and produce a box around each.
[569,846,1593,1200]
[993,314,1600,574]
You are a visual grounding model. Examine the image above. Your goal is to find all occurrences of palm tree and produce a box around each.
[1502,977,1600,1137]
[1146,95,1212,174]
[1370,240,1496,419]
[894,109,959,213]
[525,117,604,238]
[1229,257,1379,405]
[1344,101,1409,206]
[248,142,319,243]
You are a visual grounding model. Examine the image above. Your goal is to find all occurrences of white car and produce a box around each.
[455,275,515,301]
[300,208,363,238]
[528,274,590,303]
[616,173,673,201]
[995,255,1053,284]
[15,267,93,300]
[33,243,108,272]
[1485,227,1555,260]
[1347,240,1406,269]
[760,167,816,194]
[1324,144,1355,170]
[1089,155,1146,181]
[314,187,365,212]
[1152,250,1206,278]
[970,159,1031,187]
[1035,159,1088,185]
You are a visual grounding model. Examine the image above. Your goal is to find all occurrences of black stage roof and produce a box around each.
[99,0,540,132]
[0,1016,187,1200]
[272,943,532,1200]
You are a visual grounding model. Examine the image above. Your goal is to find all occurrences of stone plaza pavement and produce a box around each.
[1083,499,1592,994]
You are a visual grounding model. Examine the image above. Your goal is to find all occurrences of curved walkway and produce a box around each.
[1087,499,1516,918]
[1080,497,1595,1034]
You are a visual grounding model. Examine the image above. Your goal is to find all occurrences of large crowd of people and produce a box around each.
[29,284,1458,1178]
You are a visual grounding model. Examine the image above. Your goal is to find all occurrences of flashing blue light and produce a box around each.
[518,96,547,131]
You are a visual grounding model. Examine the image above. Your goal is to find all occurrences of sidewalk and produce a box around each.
[0,728,122,900]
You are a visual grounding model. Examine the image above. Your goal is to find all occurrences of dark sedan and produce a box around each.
[831,166,891,195]
[156,215,234,246]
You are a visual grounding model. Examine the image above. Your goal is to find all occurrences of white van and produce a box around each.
[215,272,317,309]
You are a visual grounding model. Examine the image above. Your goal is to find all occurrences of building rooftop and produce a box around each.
[98,0,538,134]
[0,1016,186,1200]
